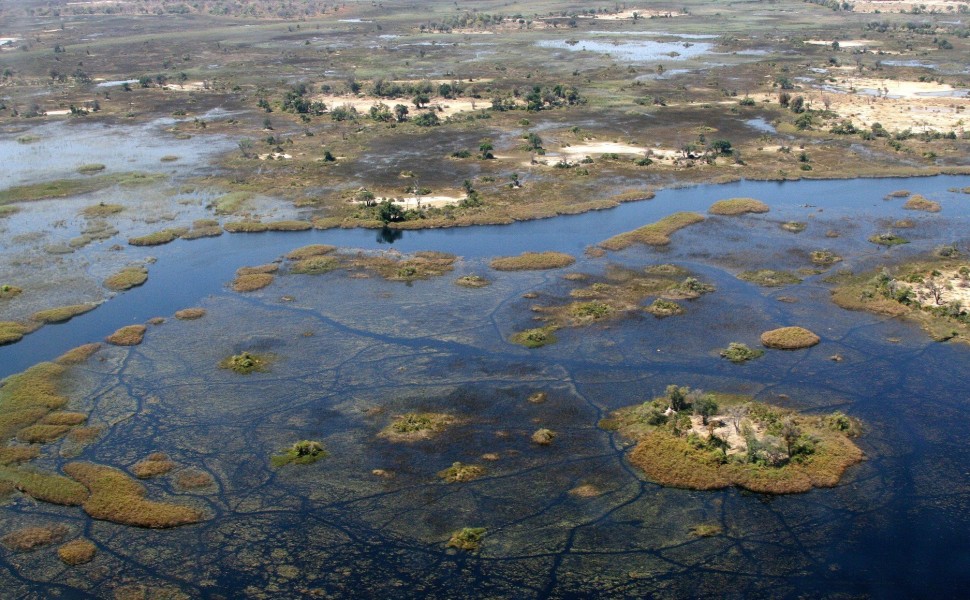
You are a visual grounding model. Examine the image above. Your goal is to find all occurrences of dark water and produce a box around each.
[2,175,970,598]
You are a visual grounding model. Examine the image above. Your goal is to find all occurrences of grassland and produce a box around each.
[599,213,705,250]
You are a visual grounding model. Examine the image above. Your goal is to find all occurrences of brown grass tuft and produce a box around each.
[760,326,820,349]
[55,343,101,365]
[131,454,176,479]
[231,272,275,292]
[1,524,69,552]
[31,303,98,324]
[103,267,148,291]
[105,325,147,346]
[285,244,336,260]
[490,251,576,271]
[174,308,206,320]
[903,194,941,213]
[599,212,705,250]
[708,198,770,215]
[58,538,97,565]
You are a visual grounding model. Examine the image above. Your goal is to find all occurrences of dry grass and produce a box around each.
[438,462,486,483]
[58,539,97,565]
[0,467,89,505]
[0,285,23,299]
[708,198,770,216]
[490,252,576,271]
[231,272,275,292]
[0,446,40,466]
[285,244,336,260]
[760,326,820,349]
[1,524,69,552]
[0,321,36,345]
[531,428,556,446]
[379,413,456,442]
[174,308,206,320]
[31,303,98,324]
[63,462,205,528]
[128,228,186,247]
[447,527,486,551]
[0,362,68,443]
[103,267,148,291]
[55,343,101,365]
[455,275,491,288]
[105,324,146,346]
[16,424,71,443]
[81,203,123,218]
[599,212,705,250]
[738,270,802,287]
[175,469,214,490]
[903,194,941,213]
[131,454,176,479]
[42,412,88,426]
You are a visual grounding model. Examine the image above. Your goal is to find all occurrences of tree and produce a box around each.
[693,394,719,425]
[393,104,409,122]
[377,200,404,223]
[412,111,440,126]
[709,139,732,155]
[523,132,543,151]
[665,385,689,411]
[781,417,801,459]
[412,93,430,109]
[727,405,748,435]
[479,139,494,159]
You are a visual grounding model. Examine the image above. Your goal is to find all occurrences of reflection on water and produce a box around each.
[376,226,405,244]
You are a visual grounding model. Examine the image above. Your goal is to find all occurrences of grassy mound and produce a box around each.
[1,524,69,552]
[0,467,89,505]
[438,462,486,483]
[231,272,275,292]
[291,256,340,275]
[903,194,941,212]
[0,284,23,299]
[105,324,146,346]
[869,232,909,246]
[719,342,765,363]
[599,212,705,250]
[219,352,268,374]
[63,462,205,528]
[379,412,455,441]
[81,203,124,218]
[510,326,558,348]
[810,250,842,266]
[760,326,820,349]
[174,308,206,320]
[646,298,684,317]
[490,251,576,271]
[0,321,38,345]
[531,428,557,445]
[285,244,336,260]
[31,303,98,324]
[58,539,97,565]
[103,267,148,291]
[737,270,802,287]
[447,527,486,551]
[708,198,770,215]
[271,440,327,467]
[55,343,101,365]
[128,228,187,247]
[132,453,176,479]
[455,275,491,288]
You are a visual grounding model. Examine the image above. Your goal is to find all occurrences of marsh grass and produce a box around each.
[869,233,909,246]
[810,250,842,266]
[737,270,802,287]
[599,212,705,250]
[219,352,268,374]
[291,256,340,275]
[903,194,941,212]
[0,173,162,205]
[63,462,205,528]
[0,284,23,299]
[455,275,491,288]
[31,303,98,324]
[174,308,206,320]
[490,251,576,271]
[0,467,89,505]
[212,191,254,214]
[646,298,684,317]
[81,203,123,218]
[55,343,101,365]
[781,221,807,233]
[285,244,336,260]
[132,453,176,479]
[531,428,557,445]
[1,524,69,552]
[105,324,146,346]
[690,524,723,537]
[77,164,106,175]
[224,220,313,233]
[719,342,765,363]
[128,228,187,247]
[0,321,36,345]
[271,440,327,467]
[760,326,820,349]
[380,413,455,441]
[447,527,486,551]
[58,539,97,565]
[232,272,275,292]
[708,198,770,215]
[510,326,558,348]
[16,424,72,443]
[438,462,486,483]
[103,266,148,291]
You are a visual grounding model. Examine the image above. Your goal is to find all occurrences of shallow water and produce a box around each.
[535,38,713,62]
[1,175,970,597]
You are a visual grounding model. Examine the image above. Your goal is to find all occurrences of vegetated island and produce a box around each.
[831,255,970,343]
[601,385,864,494]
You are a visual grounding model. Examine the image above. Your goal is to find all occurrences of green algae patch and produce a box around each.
[1,284,23,299]
[831,260,970,344]
[106,324,146,346]
[104,266,148,291]
[55,343,101,365]
[232,272,275,292]
[869,232,909,246]
[708,198,770,216]
[76,164,106,175]
[271,440,327,467]
[490,251,576,271]
[128,228,187,247]
[379,412,456,442]
[438,462,486,483]
[0,467,89,505]
[761,326,820,349]
[448,527,486,551]
[510,326,558,349]
[455,275,491,288]
[719,342,765,363]
[610,386,864,494]
[174,308,206,320]
[646,298,684,318]
[58,539,97,565]
[81,202,123,218]
[737,270,802,287]
[0,172,162,206]
[285,244,336,260]
[16,424,71,443]
[219,351,268,374]
[63,462,205,528]
[599,212,705,250]
[1,524,69,552]
[132,453,176,479]
[903,194,941,213]
[31,303,98,324]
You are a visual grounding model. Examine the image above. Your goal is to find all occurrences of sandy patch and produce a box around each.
[688,414,767,456]
[906,269,970,307]
[355,195,466,209]
[559,141,647,159]
[163,81,209,92]
[45,110,71,116]
[582,9,684,20]
[851,0,961,13]
[805,39,881,48]
[258,152,292,160]
[315,95,486,118]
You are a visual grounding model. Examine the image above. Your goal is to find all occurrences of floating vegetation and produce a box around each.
[219,352,268,374]
[510,326,558,348]
[1,524,69,552]
[609,386,864,494]
[160,155,179,162]
[174,308,206,320]
[380,413,455,441]
[646,298,684,317]
[81,202,123,218]
[781,221,807,233]
[0,173,162,205]
[76,163,106,175]
[58,539,97,565]
[885,189,911,199]
[869,232,909,246]
[224,220,313,233]
[438,462,486,483]
[903,194,941,213]
[810,250,843,266]
[447,527,486,551]
[690,524,723,537]
[569,301,613,321]
[455,275,491,288]
[181,219,223,240]
[737,270,802,287]
[531,428,557,445]
[106,324,146,346]
[103,266,148,291]
[63,462,205,528]
[132,453,176,479]
[760,326,820,349]
[285,244,336,260]
[490,251,576,271]
[599,212,705,250]
[664,277,716,300]
[708,198,770,215]
[719,342,765,363]
[31,303,98,324]
[232,272,275,292]
[290,256,340,275]
[270,440,327,467]
[128,228,186,247]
